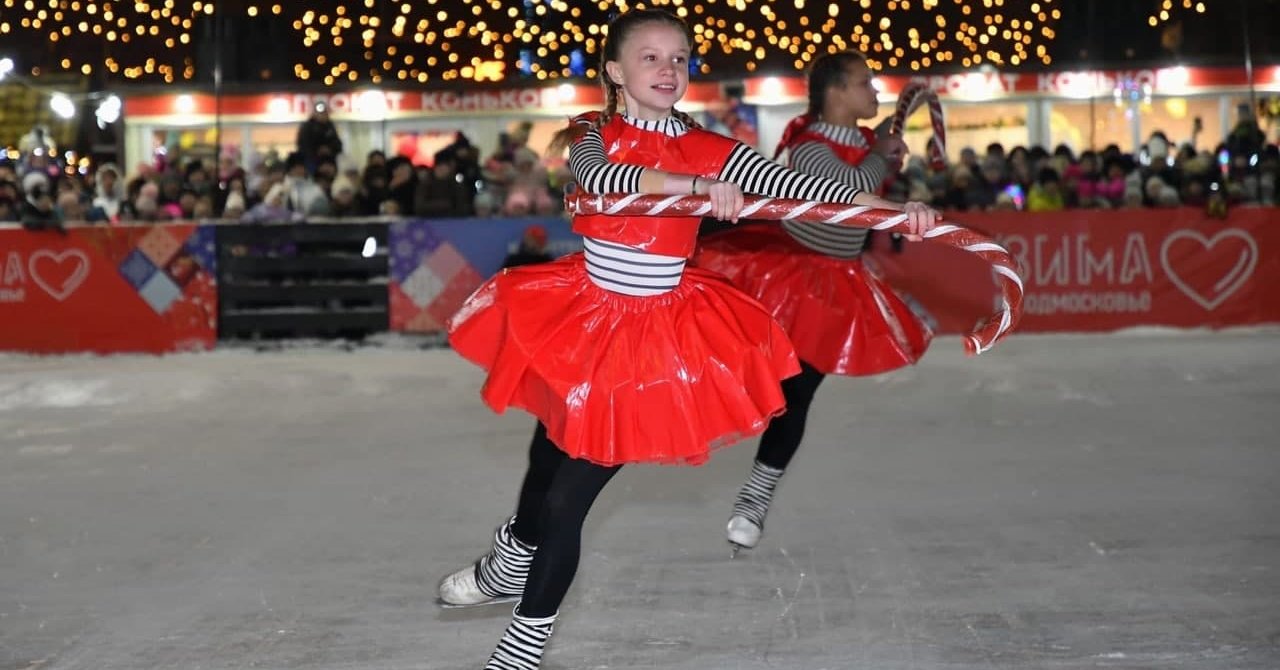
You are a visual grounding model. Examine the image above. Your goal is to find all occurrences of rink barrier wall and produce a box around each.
[217,222,391,340]
[1,208,1277,354]
[868,207,1280,335]
[0,222,217,354]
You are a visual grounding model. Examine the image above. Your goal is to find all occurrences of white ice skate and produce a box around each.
[727,514,763,558]
[436,562,521,609]
[727,460,783,557]
[436,517,533,609]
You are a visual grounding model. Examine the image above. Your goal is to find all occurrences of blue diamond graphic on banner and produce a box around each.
[138,272,182,314]
[390,220,443,284]
[184,225,218,274]
[118,249,158,290]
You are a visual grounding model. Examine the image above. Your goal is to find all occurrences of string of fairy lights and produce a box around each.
[275,0,1061,86]
[0,0,207,81]
[0,0,1208,85]
[1147,0,1208,26]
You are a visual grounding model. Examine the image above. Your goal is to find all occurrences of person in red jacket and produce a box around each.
[437,13,938,670]
[695,50,936,555]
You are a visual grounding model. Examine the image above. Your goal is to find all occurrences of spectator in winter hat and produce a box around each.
[992,190,1017,211]
[296,102,344,171]
[328,174,360,217]
[473,191,497,218]
[93,163,126,220]
[1155,184,1181,208]
[1027,168,1066,212]
[178,188,199,217]
[158,175,183,206]
[139,180,161,203]
[134,195,159,221]
[222,191,247,219]
[1095,158,1128,207]
[186,160,213,196]
[21,180,59,231]
[192,194,217,220]
[503,189,532,217]
[1122,187,1145,209]
[283,150,330,215]
[413,149,473,218]
[56,190,87,222]
[0,196,17,222]
[507,147,554,214]
[501,224,553,269]
[241,182,302,223]
[158,202,184,221]
[1144,175,1168,204]
[22,170,50,197]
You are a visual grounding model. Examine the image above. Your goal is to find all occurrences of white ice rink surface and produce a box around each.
[1,332,1277,669]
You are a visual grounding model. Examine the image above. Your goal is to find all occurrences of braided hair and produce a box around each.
[548,9,700,156]
[773,50,869,159]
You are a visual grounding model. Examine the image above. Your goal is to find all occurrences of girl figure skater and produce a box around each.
[440,12,937,668]
[695,50,937,555]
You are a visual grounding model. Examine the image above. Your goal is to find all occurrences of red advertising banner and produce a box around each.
[0,224,218,354]
[870,208,1280,335]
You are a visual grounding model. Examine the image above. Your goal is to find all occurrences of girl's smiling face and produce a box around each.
[605,21,691,121]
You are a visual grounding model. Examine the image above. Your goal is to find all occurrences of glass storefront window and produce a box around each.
[149,124,302,171]
[1047,100,1133,153]
[151,126,244,169]
[246,124,300,163]
[1138,95,1223,152]
[870,101,1030,160]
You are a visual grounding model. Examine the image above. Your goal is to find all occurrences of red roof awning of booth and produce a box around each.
[122,81,728,121]
[743,65,1280,103]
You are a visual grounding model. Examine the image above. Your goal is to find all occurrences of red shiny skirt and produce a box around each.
[447,253,800,466]
[695,224,932,376]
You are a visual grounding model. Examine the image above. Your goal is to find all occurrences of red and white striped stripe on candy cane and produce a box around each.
[890,82,947,171]
[565,192,1022,355]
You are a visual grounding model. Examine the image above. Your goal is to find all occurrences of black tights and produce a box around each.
[755,359,827,470]
[499,358,822,617]
[508,423,621,618]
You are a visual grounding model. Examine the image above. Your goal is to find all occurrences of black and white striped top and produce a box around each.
[780,121,892,259]
[570,115,864,296]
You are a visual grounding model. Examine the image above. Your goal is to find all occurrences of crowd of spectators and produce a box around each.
[2,107,1275,231]
[887,118,1275,214]
[1,109,573,230]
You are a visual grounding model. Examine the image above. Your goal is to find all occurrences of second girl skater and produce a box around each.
[696,50,938,554]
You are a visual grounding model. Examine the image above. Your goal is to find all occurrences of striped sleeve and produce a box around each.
[790,141,890,193]
[568,125,645,194]
[717,143,863,204]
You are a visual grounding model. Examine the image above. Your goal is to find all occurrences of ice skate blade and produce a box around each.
[435,594,520,610]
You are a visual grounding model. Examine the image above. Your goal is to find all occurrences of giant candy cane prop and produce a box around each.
[890,81,947,171]
[566,192,1023,355]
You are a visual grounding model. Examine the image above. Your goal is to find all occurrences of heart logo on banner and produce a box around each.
[1159,229,1258,311]
[28,249,91,302]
